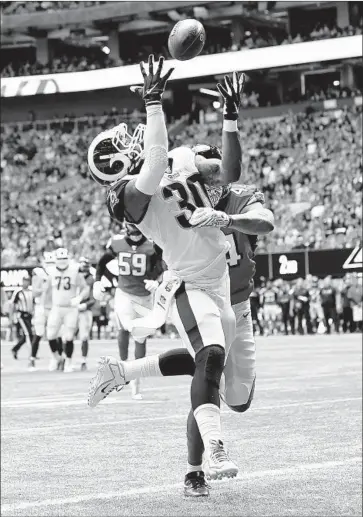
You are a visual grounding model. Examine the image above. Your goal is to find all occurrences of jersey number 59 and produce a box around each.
[118,252,146,276]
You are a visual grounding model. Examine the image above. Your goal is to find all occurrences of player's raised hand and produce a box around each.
[189,207,231,228]
[216,71,245,120]
[130,55,174,106]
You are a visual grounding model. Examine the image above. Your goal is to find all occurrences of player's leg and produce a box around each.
[63,308,79,372]
[184,408,209,497]
[172,283,238,480]
[12,317,27,358]
[47,307,65,370]
[118,328,130,360]
[88,347,195,406]
[79,310,93,371]
[221,299,256,412]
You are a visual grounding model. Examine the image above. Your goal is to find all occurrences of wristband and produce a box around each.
[223,119,238,132]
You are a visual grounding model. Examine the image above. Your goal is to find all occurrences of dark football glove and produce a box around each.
[130,55,174,107]
[216,71,245,121]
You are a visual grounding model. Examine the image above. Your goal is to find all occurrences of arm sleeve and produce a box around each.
[96,250,116,281]
[221,130,242,184]
[135,104,169,196]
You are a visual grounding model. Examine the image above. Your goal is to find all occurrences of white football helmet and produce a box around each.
[88,123,146,186]
[55,248,69,270]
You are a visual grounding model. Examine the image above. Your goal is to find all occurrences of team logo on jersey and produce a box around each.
[108,190,119,209]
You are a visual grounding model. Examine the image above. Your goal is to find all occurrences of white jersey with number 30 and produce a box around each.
[47,263,86,307]
[137,147,229,281]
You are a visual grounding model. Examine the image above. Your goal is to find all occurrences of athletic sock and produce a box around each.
[122,355,161,381]
[49,339,58,353]
[121,348,195,382]
[81,339,88,359]
[118,329,130,361]
[31,335,41,358]
[186,463,202,474]
[65,341,74,359]
[193,404,222,452]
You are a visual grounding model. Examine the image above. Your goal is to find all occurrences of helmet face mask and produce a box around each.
[88,123,146,186]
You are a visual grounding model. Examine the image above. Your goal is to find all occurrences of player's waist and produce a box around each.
[166,243,228,283]
[117,279,150,296]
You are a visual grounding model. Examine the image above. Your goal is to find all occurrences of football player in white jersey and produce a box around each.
[45,248,89,372]
[87,56,245,480]
[29,251,55,370]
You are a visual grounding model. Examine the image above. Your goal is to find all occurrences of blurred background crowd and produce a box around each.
[1,105,361,266]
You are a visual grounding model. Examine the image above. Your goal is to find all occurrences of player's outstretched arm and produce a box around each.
[130,55,174,196]
[189,202,274,235]
[217,72,244,184]
[93,249,115,300]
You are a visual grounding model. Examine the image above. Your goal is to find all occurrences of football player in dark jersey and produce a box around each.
[93,223,164,398]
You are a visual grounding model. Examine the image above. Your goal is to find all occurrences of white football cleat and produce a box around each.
[64,358,74,373]
[88,356,127,408]
[203,440,239,480]
[49,356,59,372]
[130,379,142,400]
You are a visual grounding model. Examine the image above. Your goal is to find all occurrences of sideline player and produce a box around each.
[30,251,55,369]
[88,56,244,479]
[45,248,88,372]
[260,280,281,336]
[77,257,95,371]
[93,223,163,398]
[9,274,33,366]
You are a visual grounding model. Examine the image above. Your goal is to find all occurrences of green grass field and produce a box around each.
[1,334,362,516]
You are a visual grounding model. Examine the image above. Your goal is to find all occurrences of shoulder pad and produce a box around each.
[230,184,265,206]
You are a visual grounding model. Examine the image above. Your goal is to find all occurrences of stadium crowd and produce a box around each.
[1,1,105,14]
[1,22,361,78]
[1,104,361,267]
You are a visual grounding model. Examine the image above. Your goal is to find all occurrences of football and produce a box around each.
[168,19,206,61]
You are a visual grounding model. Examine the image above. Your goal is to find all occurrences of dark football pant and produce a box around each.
[322,305,339,333]
[12,313,33,353]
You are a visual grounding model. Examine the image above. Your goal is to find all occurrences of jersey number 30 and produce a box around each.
[118,252,146,276]
[162,172,210,228]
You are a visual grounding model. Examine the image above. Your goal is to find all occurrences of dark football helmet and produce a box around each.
[88,123,145,186]
[124,222,143,242]
[192,144,222,161]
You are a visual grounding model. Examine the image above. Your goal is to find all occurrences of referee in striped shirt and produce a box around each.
[10,274,33,362]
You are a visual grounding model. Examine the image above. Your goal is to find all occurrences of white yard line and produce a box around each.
[1,457,361,513]
[2,397,361,435]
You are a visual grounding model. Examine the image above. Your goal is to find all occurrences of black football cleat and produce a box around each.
[184,471,210,497]
[80,362,87,372]
[11,348,18,360]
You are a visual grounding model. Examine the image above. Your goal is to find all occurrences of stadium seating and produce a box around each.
[1,105,361,266]
[1,23,361,78]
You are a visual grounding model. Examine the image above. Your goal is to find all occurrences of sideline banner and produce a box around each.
[1,36,361,98]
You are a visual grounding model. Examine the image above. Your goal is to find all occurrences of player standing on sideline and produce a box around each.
[292,278,313,335]
[30,251,55,370]
[88,56,244,480]
[93,224,163,398]
[9,274,33,368]
[45,248,89,372]
[249,284,264,336]
[77,257,95,371]
[260,280,280,336]
[277,281,294,335]
[320,276,340,334]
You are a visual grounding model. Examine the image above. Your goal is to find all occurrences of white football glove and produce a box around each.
[93,281,105,301]
[144,279,159,292]
[189,207,231,228]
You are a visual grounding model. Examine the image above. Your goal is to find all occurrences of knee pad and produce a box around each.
[228,377,256,413]
[195,345,225,388]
